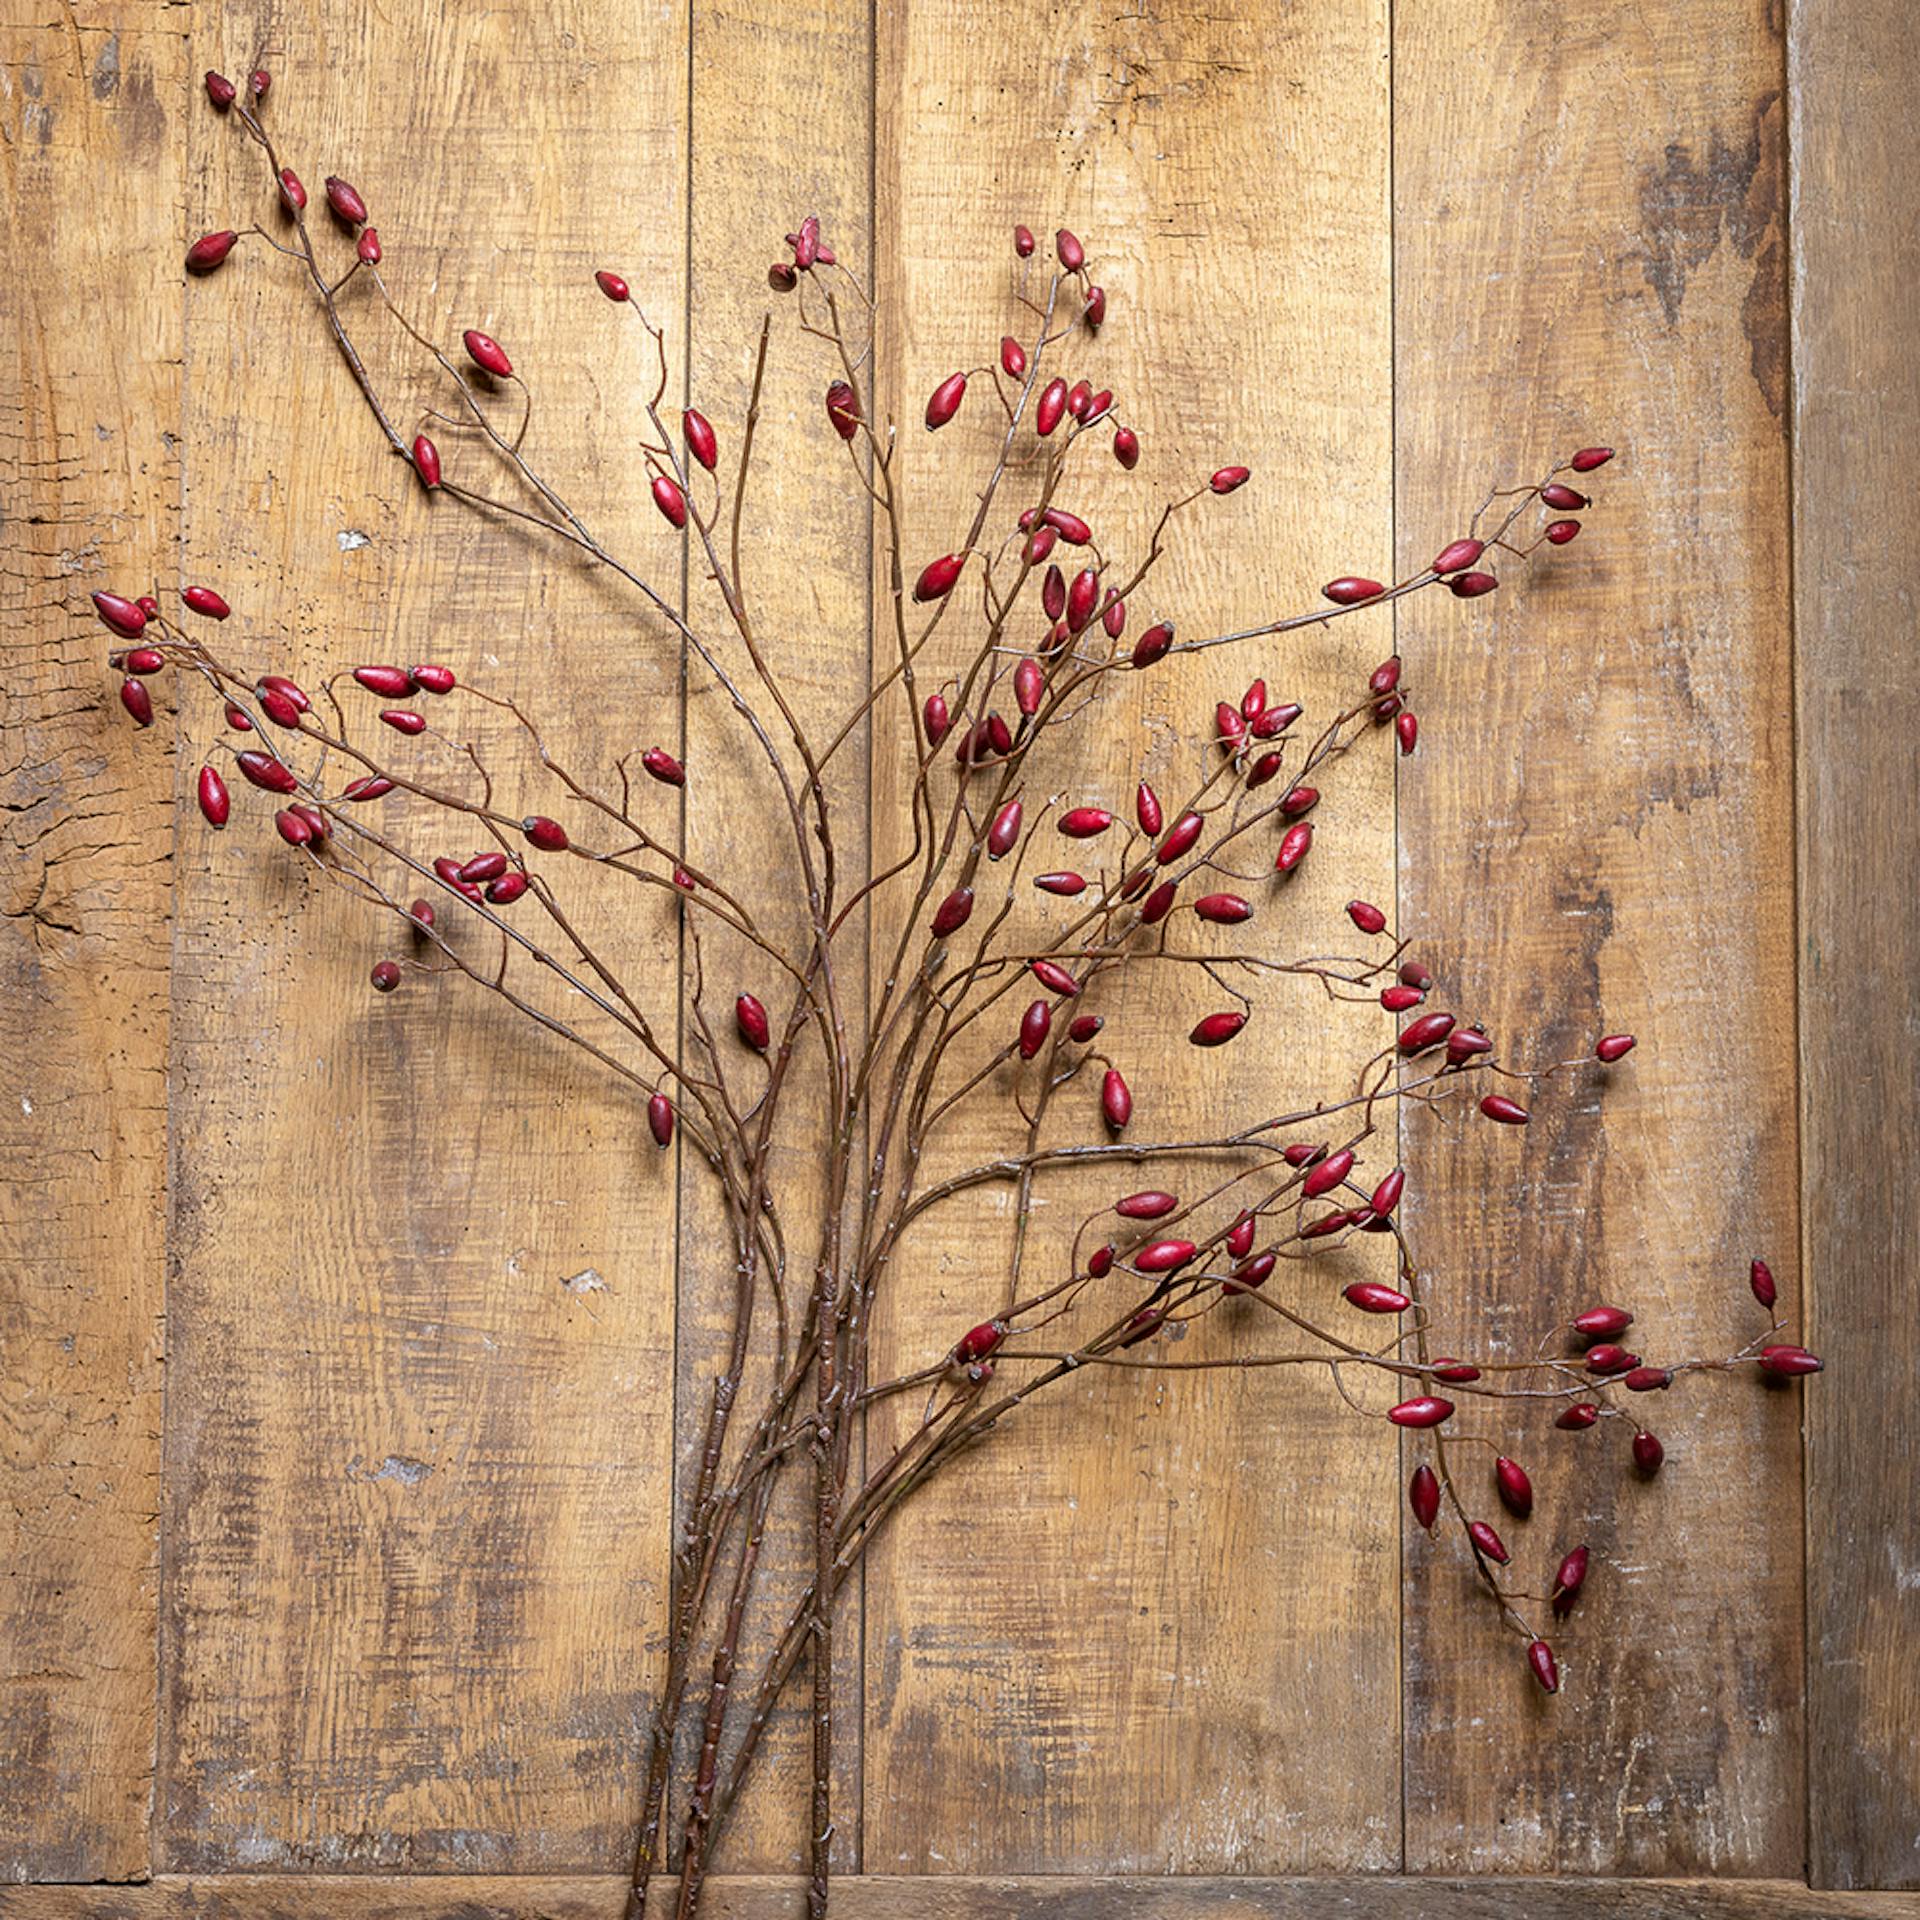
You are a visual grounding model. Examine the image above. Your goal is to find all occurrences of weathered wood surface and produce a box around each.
[679,0,872,1875]
[862,0,1401,1875]
[159,0,687,1872]
[1393,0,1805,1877]
[4,1877,1920,1920]
[1790,0,1920,1892]
[0,3,178,1881]
[0,0,1911,1896]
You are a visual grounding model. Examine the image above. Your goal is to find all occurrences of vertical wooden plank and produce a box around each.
[864,0,1401,1872]
[1792,0,1920,1890]
[161,1,687,1868]
[679,0,871,1875]
[1395,0,1803,1873]
[0,5,178,1880]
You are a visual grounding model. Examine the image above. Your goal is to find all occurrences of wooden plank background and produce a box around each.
[1,0,1914,1904]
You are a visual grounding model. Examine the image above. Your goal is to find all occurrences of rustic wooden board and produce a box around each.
[158,1,687,1870]
[861,0,1402,1874]
[678,0,873,1877]
[4,0,1909,1894]
[1393,0,1803,1876]
[5,1876,1920,1920]
[0,3,178,1881]
[1790,0,1920,1891]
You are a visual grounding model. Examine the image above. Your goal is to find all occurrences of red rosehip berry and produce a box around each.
[463,329,513,379]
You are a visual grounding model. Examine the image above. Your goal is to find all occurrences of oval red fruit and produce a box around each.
[1059,806,1113,839]
[683,408,717,471]
[1528,1639,1560,1693]
[1431,537,1483,575]
[1347,900,1388,935]
[1018,999,1051,1060]
[925,372,967,430]
[1135,1240,1196,1275]
[1344,1282,1409,1314]
[196,766,230,827]
[1275,822,1313,873]
[1132,623,1173,669]
[1389,1397,1454,1429]
[931,888,974,938]
[324,176,368,225]
[1398,1012,1456,1054]
[1572,1305,1634,1338]
[1409,1464,1441,1530]
[987,800,1023,858]
[1479,1094,1530,1124]
[236,751,297,794]
[1758,1344,1823,1377]
[1194,893,1252,925]
[652,475,688,529]
[1101,1069,1131,1132]
[1596,1033,1637,1063]
[1190,1011,1245,1048]
[825,380,861,439]
[464,329,513,378]
[735,993,771,1052]
[1495,1456,1533,1519]
[1552,1545,1589,1616]
[1302,1148,1354,1198]
[914,553,966,602]
[1468,1520,1510,1565]
[1209,465,1250,495]
[1322,576,1383,605]
[1570,446,1615,472]
[181,585,230,619]
[186,230,238,273]
[92,591,147,637]
[648,1092,674,1147]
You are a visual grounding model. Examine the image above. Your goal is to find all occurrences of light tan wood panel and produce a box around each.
[160,1,686,1868]
[863,0,1401,1871]
[1393,0,1803,1873]
[0,3,179,1879]
[1791,0,1920,1890]
[679,0,873,1876]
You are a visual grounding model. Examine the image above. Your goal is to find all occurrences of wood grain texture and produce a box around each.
[1790,0,1920,1890]
[5,1877,1920,1920]
[862,0,1401,1873]
[159,2,686,1869]
[1393,0,1802,1876]
[678,0,872,1875]
[0,3,179,1880]
[5,0,1913,1893]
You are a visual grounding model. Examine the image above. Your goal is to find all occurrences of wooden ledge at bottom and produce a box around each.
[0,1879,1913,1919]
